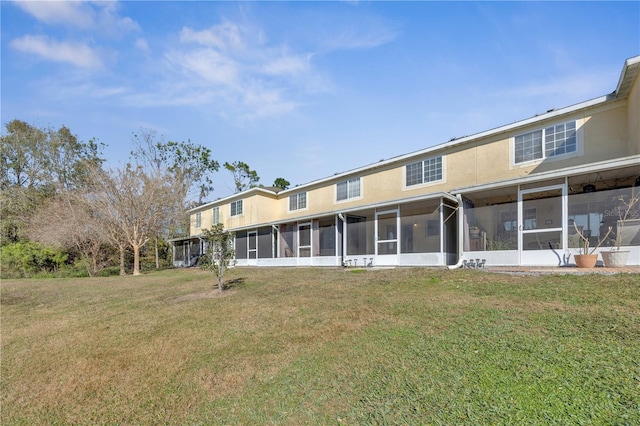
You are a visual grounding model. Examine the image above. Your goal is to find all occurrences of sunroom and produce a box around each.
[456,160,640,267]
[233,194,458,267]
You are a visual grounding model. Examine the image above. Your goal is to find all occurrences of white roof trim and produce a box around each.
[283,56,639,192]
[191,55,639,209]
[189,186,278,213]
[614,55,640,99]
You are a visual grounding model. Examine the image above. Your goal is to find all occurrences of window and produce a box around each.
[336,178,361,201]
[212,206,220,224]
[195,212,202,228]
[406,156,443,187]
[289,192,307,211]
[515,120,576,164]
[230,200,243,216]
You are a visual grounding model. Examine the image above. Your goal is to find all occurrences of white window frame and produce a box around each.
[404,155,444,188]
[297,222,312,257]
[289,192,308,212]
[212,206,220,224]
[513,120,579,166]
[336,177,361,202]
[195,212,202,228]
[230,200,243,217]
[247,230,257,259]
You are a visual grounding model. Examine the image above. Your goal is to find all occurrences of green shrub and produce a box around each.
[97,266,123,277]
[0,241,68,278]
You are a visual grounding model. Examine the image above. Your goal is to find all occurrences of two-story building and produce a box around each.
[173,55,640,268]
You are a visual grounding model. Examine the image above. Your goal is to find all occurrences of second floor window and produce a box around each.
[212,206,220,224]
[230,200,243,216]
[336,178,361,201]
[515,120,577,164]
[195,212,202,228]
[289,192,307,211]
[406,156,443,187]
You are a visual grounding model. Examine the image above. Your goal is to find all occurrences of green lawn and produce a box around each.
[2,267,639,425]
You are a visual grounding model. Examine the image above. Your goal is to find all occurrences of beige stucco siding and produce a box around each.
[628,74,640,155]
[581,104,627,160]
[225,193,277,229]
[186,65,637,238]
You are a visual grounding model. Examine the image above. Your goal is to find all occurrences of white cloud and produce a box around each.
[12,0,139,35]
[263,54,311,76]
[134,38,150,53]
[180,22,244,51]
[10,35,103,69]
[97,2,140,35]
[157,21,322,118]
[13,0,95,28]
[166,48,240,87]
[241,85,301,118]
[319,15,398,51]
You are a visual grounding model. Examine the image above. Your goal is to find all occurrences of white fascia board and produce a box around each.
[188,187,278,213]
[450,155,640,194]
[334,191,457,215]
[614,55,640,98]
[280,96,613,195]
[196,57,637,207]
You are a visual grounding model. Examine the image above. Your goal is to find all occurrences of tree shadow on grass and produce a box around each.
[167,278,245,304]
[223,277,245,290]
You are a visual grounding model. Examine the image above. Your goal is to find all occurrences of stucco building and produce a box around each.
[173,55,640,268]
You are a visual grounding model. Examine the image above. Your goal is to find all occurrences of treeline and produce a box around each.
[1,120,289,278]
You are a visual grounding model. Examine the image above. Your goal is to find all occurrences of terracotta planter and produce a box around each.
[601,250,629,268]
[574,254,598,268]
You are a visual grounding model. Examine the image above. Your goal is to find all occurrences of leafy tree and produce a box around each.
[131,129,219,204]
[224,161,259,193]
[0,120,103,244]
[201,224,235,293]
[273,177,290,190]
[1,119,102,191]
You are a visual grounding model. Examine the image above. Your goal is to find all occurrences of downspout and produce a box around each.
[448,194,465,270]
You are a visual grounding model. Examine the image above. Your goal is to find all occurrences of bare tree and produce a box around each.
[86,164,181,276]
[28,194,110,277]
[130,129,220,268]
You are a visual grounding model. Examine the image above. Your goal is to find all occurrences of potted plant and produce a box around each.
[469,226,481,237]
[572,221,612,268]
[601,187,639,267]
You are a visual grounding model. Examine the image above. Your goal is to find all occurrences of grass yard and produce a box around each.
[1,267,639,425]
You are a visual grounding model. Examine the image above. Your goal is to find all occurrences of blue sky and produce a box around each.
[2,1,639,200]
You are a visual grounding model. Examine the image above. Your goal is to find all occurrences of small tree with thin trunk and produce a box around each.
[224,161,259,193]
[201,224,235,293]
